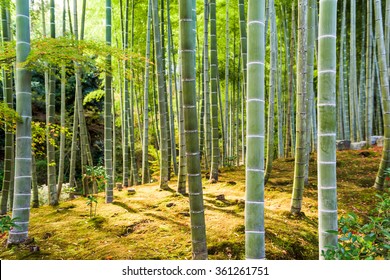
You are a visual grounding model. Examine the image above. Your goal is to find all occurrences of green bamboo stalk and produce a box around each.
[160,0,172,180]
[290,2,296,155]
[277,23,284,159]
[224,0,230,167]
[342,0,350,141]
[337,0,347,140]
[8,0,32,244]
[166,0,177,176]
[199,48,205,165]
[0,4,14,214]
[69,91,79,191]
[104,0,114,203]
[238,0,247,164]
[32,153,39,208]
[80,0,86,40]
[374,0,390,191]
[264,0,276,184]
[47,0,57,206]
[122,0,130,187]
[290,0,308,215]
[152,0,169,189]
[57,0,67,201]
[129,0,139,186]
[236,59,240,167]
[209,0,220,182]
[318,0,338,259]
[245,0,265,260]
[179,0,207,259]
[366,0,374,146]
[177,55,186,194]
[66,0,73,36]
[350,0,359,142]
[282,6,292,158]
[204,0,211,170]
[304,0,315,185]
[142,0,152,184]
[358,9,366,141]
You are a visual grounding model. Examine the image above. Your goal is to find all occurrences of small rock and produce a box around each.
[350,141,367,150]
[336,140,351,150]
[227,181,237,186]
[370,135,382,145]
[127,188,136,195]
[116,183,123,191]
[216,194,225,201]
[179,212,190,217]
[166,202,175,208]
[377,136,385,147]
[29,246,40,252]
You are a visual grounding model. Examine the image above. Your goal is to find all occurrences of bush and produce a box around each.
[35,159,47,186]
[322,192,390,260]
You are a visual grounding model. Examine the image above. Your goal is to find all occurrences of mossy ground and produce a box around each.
[0,148,382,260]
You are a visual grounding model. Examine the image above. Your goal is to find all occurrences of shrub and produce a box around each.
[322,192,390,260]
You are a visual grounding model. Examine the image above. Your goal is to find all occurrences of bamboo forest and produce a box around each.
[0,0,389,261]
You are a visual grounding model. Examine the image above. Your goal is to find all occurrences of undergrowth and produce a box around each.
[0,148,384,260]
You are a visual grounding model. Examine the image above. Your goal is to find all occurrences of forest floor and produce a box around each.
[0,147,384,260]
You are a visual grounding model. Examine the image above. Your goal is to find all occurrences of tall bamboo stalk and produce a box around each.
[318,0,338,259]
[304,0,315,185]
[47,0,58,206]
[209,0,220,182]
[238,0,247,164]
[166,0,177,176]
[224,0,229,166]
[128,0,139,186]
[152,0,169,189]
[8,0,32,244]
[245,0,266,260]
[104,0,114,203]
[142,0,152,184]
[291,0,308,214]
[0,4,14,214]
[264,0,276,184]
[122,0,130,187]
[179,0,207,259]
[350,0,359,142]
[203,0,211,170]
[366,0,374,145]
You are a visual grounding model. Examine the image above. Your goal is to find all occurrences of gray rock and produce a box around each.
[350,141,367,150]
[370,136,382,145]
[336,140,351,150]
[377,136,385,147]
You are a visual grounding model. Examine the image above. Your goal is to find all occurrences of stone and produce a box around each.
[216,194,225,201]
[336,140,351,150]
[166,202,175,208]
[377,136,385,147]
[370,135,382,145]
[127,188,136,195]
[350,141,367,150]
[116,183,123,191]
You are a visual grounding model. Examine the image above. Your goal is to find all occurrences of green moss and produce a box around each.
[0,149,381,260]
[88,216,107,229]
